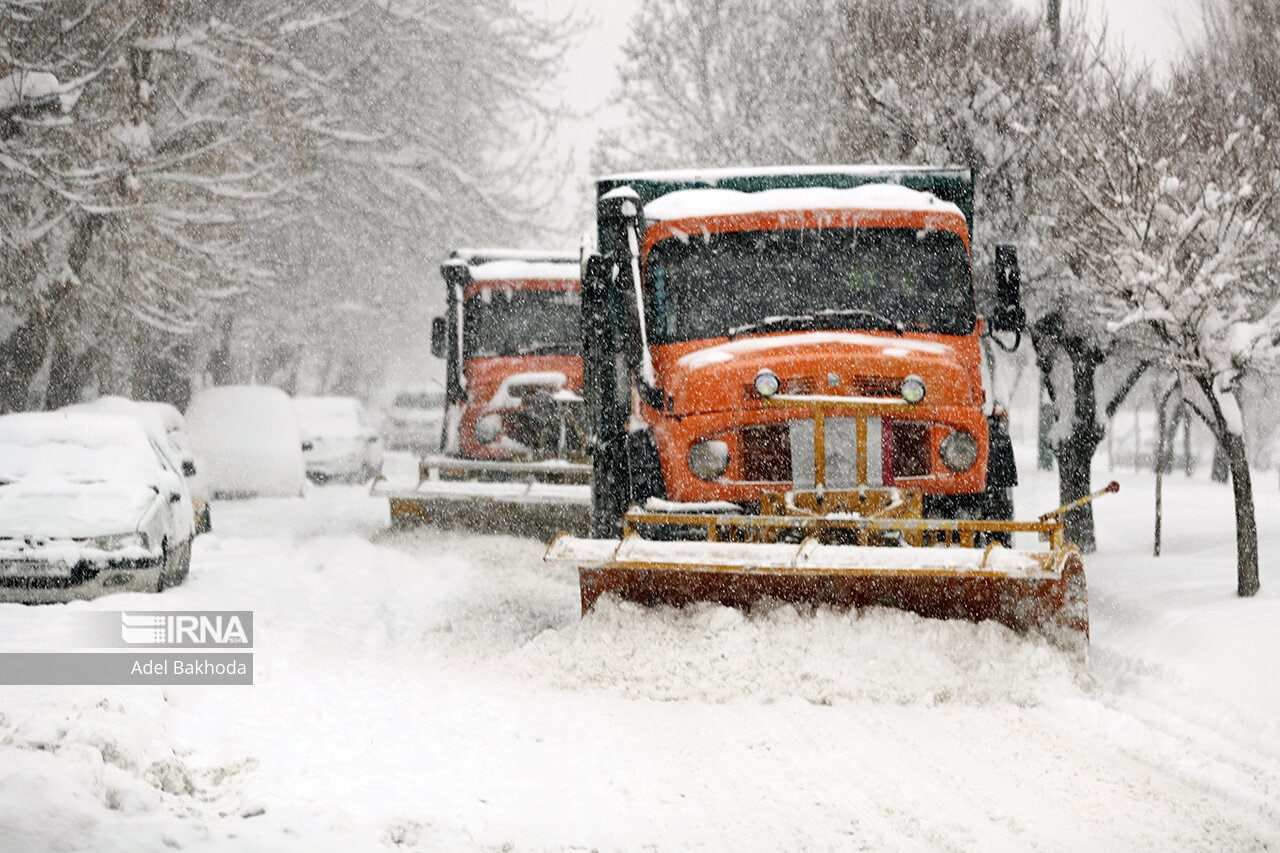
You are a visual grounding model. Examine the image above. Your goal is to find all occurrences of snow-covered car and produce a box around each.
[63,396,213,535]
[137,401,212,533]
[0,412,195,602]
[383,386,445,451]
[294,396,384,482]
[186,385,306,498]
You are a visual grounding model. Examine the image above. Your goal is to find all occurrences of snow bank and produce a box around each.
[185,386,304,498]
[644,184,965,222]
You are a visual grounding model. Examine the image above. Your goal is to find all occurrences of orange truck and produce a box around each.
[376,249,591,531]
[548,167,1109,649]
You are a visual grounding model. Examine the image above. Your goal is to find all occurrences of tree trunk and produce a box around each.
[1199,376,1261,597]
[45,339,94,409]
[1056,435,1099,551]
[0,313,52,412]
[1037,381,1055,470]
[1183,411,1194,477]
[1153,398,1167,556]
[1212,442,1230,482]
[1225,430,1260,596]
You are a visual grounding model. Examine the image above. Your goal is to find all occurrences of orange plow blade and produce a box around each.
[546,535,1089,647]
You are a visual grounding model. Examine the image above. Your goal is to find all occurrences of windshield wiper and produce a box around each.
[728,309,905,339]
[814,308,905,335]
[728,314,817,339]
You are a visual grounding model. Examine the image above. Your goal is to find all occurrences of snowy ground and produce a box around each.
[1,450,1278,852]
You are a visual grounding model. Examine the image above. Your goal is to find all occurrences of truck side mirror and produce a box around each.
[430,316,447,359]
[992,244,1027,334]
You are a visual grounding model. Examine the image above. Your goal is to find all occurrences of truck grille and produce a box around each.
[738,419,931,484]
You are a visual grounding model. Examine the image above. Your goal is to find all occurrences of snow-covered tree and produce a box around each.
[1054,41,1279,594]
[1,0,568,408]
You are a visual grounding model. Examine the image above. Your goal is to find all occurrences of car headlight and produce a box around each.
[474,414,502,445]
[940,430,979,471]
[688,439,730,480]
[754,369,781,399]
[92,532,147,551]
[901,375,927,404]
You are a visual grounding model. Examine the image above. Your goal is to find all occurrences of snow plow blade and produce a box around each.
[546,483,1119,648]
[548,533,1088,642]
[373,461,591,536]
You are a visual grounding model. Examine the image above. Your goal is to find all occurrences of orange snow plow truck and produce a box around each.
[546,166,1116,648]
[377,249,591,532]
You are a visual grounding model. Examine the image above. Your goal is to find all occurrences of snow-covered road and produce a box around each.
[1,457,1278,851]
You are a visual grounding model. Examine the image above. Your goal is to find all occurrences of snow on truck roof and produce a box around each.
[599,164,969,183]
[642,184,966,223]
[467,260,579,282]
[453,248,577,265]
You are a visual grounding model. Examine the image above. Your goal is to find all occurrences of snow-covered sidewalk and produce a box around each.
[0,458,1277,851]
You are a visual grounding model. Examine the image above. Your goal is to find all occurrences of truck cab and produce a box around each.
[431,249,586,466]
[583,167,1024,535]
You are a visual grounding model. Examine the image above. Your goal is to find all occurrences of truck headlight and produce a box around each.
[474,414,502,445]
[901,375,926,404]
[754,369,780,399]
[940,430,978,471]
[688,440,730,480]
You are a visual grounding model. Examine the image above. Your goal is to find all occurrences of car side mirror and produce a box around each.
[991,244,1027,334]
[181,459,197,477]
[430,316,447,359]
[301,440,314,452]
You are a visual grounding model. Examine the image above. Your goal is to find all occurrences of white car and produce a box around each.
[383,386,446,452]
[0,412,195,602]
[63,396,213,535]
[137,401,212,533]
[186,385,306,498]
[295,396,385,482]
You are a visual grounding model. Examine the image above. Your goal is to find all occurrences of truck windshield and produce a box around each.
[463,289,581,358]
[643,227,975,343]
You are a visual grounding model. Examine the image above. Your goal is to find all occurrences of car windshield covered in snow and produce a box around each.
[0,414,165,485]
[464,288,581,358]
[643,227,975,343]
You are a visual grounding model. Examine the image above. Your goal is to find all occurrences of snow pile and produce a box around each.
[644,184,965,222]
[185,386,305,498]
[510,599,1084,707]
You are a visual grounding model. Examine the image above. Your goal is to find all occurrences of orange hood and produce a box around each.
[651,330,980,417]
